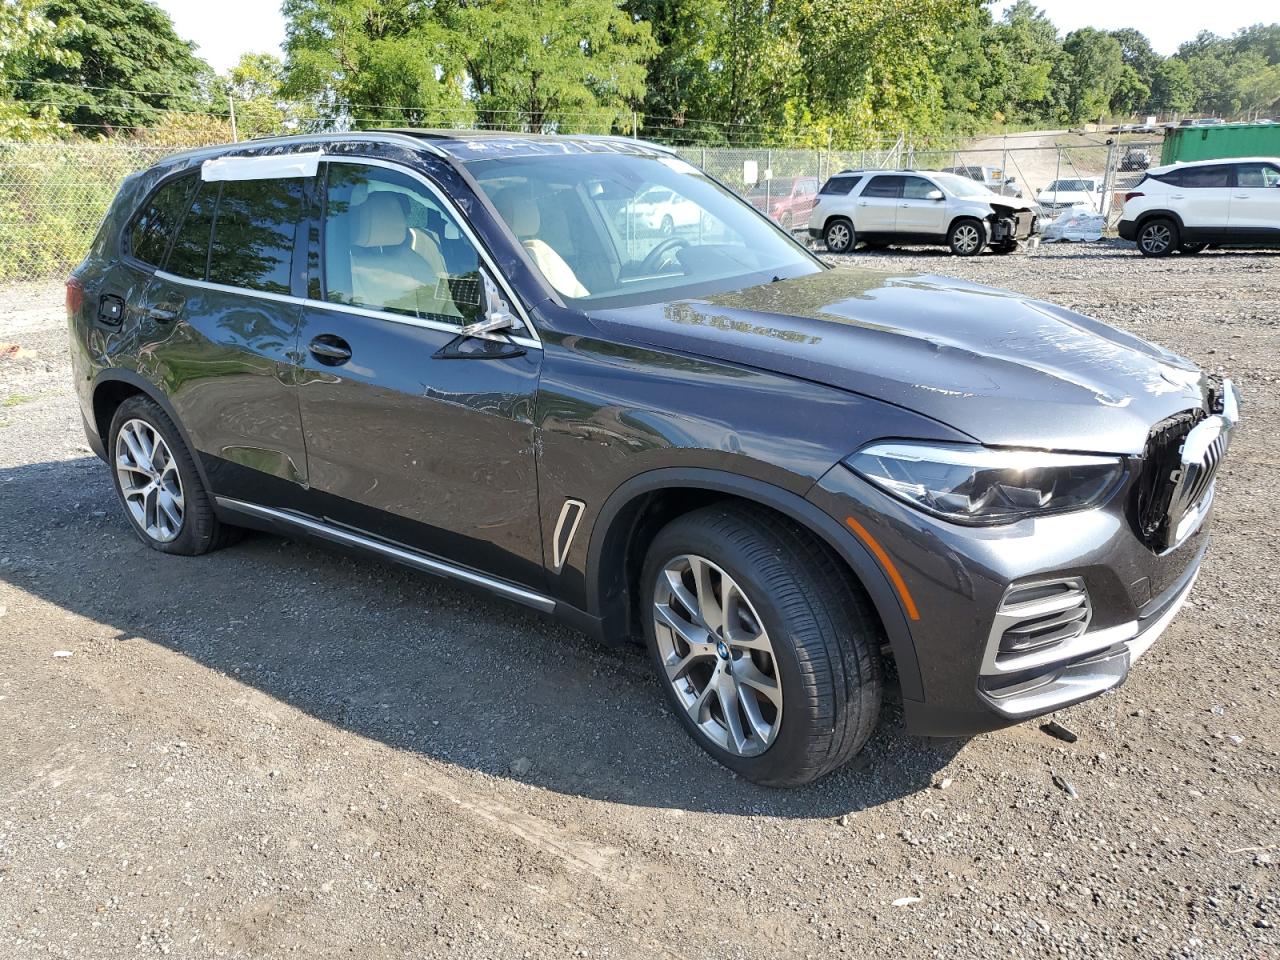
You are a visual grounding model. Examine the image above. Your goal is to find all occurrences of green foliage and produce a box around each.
[8,0,211,131]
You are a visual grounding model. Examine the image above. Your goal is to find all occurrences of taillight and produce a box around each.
[1124,191,1144,202]
[65,276,84,317]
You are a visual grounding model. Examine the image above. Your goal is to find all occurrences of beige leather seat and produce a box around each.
[347,192,456,317]
[490,188,589,298]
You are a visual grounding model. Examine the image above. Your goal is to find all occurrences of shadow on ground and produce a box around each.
[1,456,964,817]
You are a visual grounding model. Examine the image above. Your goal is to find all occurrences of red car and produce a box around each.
[747,176,820,231]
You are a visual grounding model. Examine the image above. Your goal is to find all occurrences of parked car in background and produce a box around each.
[940,164,1023,198]
[69,131,1237,787]
[810,169,1037,255]
[1120,148,1152,171]
[1036,177,1109,214]
[746,176,820,231]
[1118,156,1280,256]
[631,184,701,233]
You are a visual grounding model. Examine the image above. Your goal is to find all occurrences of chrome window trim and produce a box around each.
[215,497,555,612]
[551,499,586,572]
[152,271,542,350]
[317,155,542,346]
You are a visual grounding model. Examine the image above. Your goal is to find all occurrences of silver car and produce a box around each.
[809,170,1038,256]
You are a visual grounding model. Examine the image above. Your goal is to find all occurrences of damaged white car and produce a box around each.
[809,170,1039,256]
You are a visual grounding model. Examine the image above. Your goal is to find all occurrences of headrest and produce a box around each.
[351,192,408,248]
[490,187,539,238]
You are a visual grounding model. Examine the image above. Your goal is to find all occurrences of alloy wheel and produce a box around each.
[1140,223,1172,254]
[826,222,851,252]
[952,223,981,254]
[652,554,783,756]
[115,418,185,543]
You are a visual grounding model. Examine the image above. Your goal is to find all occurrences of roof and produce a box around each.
[379,128,678,162]
[1149,155,1280,173]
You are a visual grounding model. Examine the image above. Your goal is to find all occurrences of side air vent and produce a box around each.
[988,577,1092,670]
[552,499,585,572]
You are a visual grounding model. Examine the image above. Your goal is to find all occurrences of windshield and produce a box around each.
[1043,179,1095,192]
[468,153,820,308]
[933,173,996,197]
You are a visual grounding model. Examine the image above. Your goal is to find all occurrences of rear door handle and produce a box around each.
[309,334,352,365]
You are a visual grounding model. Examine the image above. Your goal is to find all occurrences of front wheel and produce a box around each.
[948,218,987,256]
[642,505,883,787]
[823,218,855,254]
[660,213,674,235]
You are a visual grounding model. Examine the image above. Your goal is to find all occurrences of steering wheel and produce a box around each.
[640,236,689,275]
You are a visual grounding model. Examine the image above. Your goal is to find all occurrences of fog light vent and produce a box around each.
[996,578,1092,658]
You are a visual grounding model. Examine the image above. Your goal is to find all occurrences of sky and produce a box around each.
[991,0,1267,54]
[156,0,1269,74]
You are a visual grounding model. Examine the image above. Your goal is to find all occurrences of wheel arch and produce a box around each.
[90,370,215,492]
[583,468,924,702]
[1133,209,1185,233]
[822,213,853,235]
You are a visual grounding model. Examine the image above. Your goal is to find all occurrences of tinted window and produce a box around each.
[323,162,484,325]
[1151,169,1183,187]
[1181,165,1233,188]
[208,178,305,294]
[129,174,196,267]
[820,175,861,196]
[862,176,903,198]
[1236,163,1280,188]
[902,176,938,200]
[167,182,218,280]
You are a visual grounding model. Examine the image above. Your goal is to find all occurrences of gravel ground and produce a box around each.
[1,243,1277,959]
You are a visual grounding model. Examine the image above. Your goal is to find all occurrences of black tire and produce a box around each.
[823,217,855,254]
[641,504,883,787]
[108,395,240,556]
[1179,242,1207,255]
[1136,217,1178,257]
[947,217,987,256]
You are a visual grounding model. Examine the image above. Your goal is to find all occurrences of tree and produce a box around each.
[1110,64,1149,116]
[0,0,82,137]
[218,53,311,139]
[1109,28,1160,90]
[1150,57,1194,115]
[454,0,656,131]
[10,0,211,131]
[1061,28,1124,121]
[282,0,469,126]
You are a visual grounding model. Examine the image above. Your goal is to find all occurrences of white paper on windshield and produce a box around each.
[201,151,323,182]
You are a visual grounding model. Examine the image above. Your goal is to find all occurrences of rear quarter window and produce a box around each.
[819,176,861,196]
[128,173,197,267]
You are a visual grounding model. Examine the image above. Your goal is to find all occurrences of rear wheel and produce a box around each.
[642,505,883,787]
[947,218,987,256]
[1136,217,1178,257]
[108,395,239,556]
[823,218,855,254]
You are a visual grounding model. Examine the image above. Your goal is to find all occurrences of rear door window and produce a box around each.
[207,178,306,294]
[1180,165,1234,188]
[166,182,219,280]
[862,176,903,199]
[129,174,197,267]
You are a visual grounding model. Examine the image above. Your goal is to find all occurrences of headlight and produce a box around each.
[847,442,1124,525]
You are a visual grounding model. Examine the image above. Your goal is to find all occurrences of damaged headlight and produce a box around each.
[847,442,1124,525]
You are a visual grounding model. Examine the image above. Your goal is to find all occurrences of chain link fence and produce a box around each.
[0,134,1158,285]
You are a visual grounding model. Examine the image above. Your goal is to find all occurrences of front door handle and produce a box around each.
[308,334,352,365]
[147,304,181,322]
[1233,194,1249,199]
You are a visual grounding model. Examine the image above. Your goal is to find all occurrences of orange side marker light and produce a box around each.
[844,516,920,622]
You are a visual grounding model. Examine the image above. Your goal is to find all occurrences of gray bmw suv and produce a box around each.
[68,131,1238,786]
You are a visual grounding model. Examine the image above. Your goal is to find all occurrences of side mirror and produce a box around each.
[460,273,519,342]
[926,189,945,201]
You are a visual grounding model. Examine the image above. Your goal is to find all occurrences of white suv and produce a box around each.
[1118,157,1280,257]
[808,170,1037,256]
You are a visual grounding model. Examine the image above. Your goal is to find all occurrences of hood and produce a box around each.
[587,267,1209,454]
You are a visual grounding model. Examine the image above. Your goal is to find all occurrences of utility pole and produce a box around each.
[229,91,238,143]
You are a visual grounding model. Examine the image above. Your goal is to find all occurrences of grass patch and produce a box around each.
[3,393,34,407]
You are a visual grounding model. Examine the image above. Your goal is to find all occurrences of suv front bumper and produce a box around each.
[807,463,1214,737]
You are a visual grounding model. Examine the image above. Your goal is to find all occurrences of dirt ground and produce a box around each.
[1,243,1277,959]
